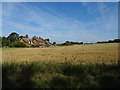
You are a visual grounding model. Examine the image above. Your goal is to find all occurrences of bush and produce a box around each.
[30,45,39,48]
[2,37,9,47]
[10,41,26,47]
[50,75,73,88]
[2,62,120,88]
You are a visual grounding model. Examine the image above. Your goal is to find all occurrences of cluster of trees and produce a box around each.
[1,32,53,48]
[1,32,26,47]
[57,39,120,46]
[96,39,120,44]
[57,41,83,46]
[1,32,120,47]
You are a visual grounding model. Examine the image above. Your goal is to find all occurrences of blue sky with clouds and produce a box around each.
[2,2,118,43]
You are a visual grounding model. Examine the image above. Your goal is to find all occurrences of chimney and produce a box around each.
[26,34,28,38]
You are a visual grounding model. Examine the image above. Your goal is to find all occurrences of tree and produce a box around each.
[7,32,19,42]
[53,42,56,45]
[63,41,72,46]
[45,39,49,42]
[79,42,83,44]
[0,37,2,47]
[44,39,50,44]
[113,39,120,43]
[2,37,9,46]
[65,41,69,44]
[10,41,26,47]
[32,36,37,40]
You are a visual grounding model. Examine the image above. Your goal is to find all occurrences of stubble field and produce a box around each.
[2,43,118,64]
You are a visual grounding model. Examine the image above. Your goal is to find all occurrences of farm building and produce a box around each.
[19,34,51,47]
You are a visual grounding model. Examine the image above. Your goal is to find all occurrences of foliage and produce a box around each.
[32,36,37,40]
[30,45,39,48]
[2,37,9,46]
[2,61,120,88]
[97,39,120,44]
[59,41,83,46]
[7,32,19,42]
[53,42,56,45]
[1,32,120,48]
[44,39,49,42]
[10,41,26,47]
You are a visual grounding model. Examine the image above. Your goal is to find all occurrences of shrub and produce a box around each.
[10,41,26,47]
[2,62,120,88]
[30,45,39,48]
[50,75,73,88]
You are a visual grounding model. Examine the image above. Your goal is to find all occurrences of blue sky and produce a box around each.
[2,2,118,43]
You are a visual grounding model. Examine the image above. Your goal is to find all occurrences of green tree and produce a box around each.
[10,41,26,47]
[44,39,50,44]
[45,39,49,42]
[0,37,2,47]
[32,36,37,40]
[7,32,19,43]
[2,37,9,46]
[53,42,56,45]
[64,41,72,46]
[65,41,69,44]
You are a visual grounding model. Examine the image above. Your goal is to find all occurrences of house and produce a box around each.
[19,34,32,46]
[19,34,51,47]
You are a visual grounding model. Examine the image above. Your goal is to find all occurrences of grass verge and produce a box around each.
[2,61,120,88]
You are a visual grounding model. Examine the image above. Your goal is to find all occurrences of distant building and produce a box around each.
[19,34,51,47]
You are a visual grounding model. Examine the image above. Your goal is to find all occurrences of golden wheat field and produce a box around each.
[2,43,119,64]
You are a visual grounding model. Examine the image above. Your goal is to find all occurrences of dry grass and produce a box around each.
[2,43,118,64]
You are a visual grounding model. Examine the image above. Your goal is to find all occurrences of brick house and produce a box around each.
[19,34,51,47]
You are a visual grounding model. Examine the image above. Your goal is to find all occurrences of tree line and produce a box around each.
[0,32,120,47]
[1,32,27,47]
[57,39,120,46]
[96,39,120,43]
[57,41,83,46]
[0,32,51,47]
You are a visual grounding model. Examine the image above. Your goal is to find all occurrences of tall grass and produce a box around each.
[2,61,120,88]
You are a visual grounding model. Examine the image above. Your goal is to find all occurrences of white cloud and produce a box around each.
[2,2,118,43]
